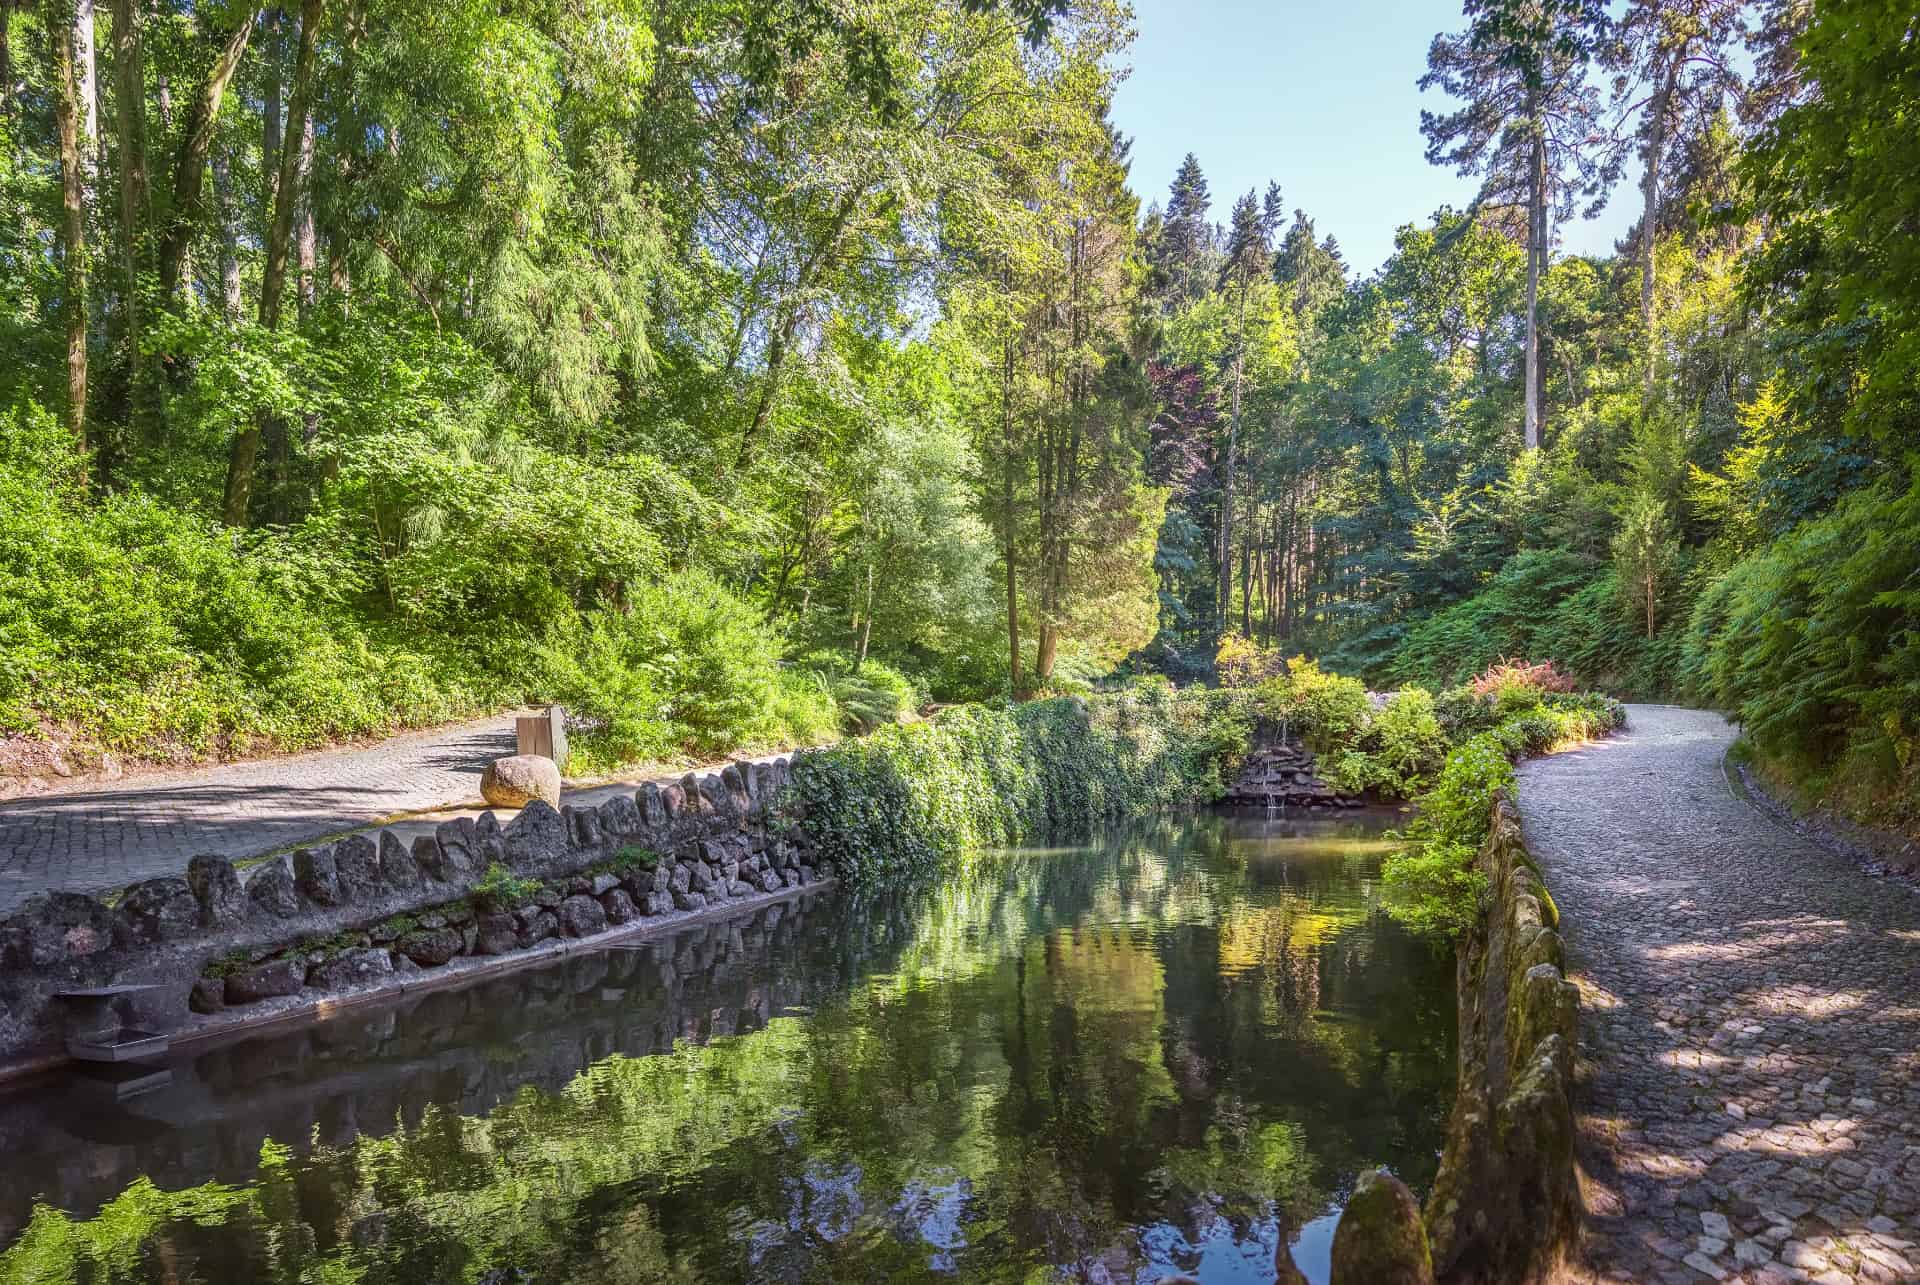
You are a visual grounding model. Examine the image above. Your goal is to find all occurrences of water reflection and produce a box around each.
[0,811,1454,1284]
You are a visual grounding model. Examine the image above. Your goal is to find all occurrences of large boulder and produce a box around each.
[245,858,303,919]
[556,894,607,938]
[187,854,247,927]
[434,817,480,877]
[333,835,383,901]
[473,913,519,955]
[505,800,570,873]
[116,876,200,945]
[1329,1169,1433,1285]
[601,888,636,924]
[378,831,422,889]
[225,957,306,1004]
[308,948,395,991]
[481,755,562,809]
[397,927,462,966]
[16,892,116,965]
[293,846,343,906]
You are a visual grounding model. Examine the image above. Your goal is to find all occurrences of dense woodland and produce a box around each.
[0,0,1913,834]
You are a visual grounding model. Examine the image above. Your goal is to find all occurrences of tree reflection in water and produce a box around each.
[0,811,1454,1284]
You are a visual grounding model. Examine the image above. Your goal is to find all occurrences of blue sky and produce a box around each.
[1109,0,1640,276]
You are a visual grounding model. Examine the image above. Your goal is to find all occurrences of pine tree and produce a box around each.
[1608,0,1744,397]
[1152,152,1212,309]
[1216,188,1272,633]
[1272,210,1346,321]
[1420,0,1611,449]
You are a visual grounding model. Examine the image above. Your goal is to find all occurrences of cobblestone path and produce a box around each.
[1517,705,1920,1284]
[0,716,517,915]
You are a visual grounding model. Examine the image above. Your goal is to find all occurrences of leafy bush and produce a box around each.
[1215,633,1285,688]
[1326,687,1450,798]
[1252,657,1371,756]
[1679,472,1920,831]
[1381,693,1624,936]
[796,652,922,733]
[470,863,542,913]
[782,686,1250,889]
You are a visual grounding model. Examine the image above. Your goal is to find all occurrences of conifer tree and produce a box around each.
[1153,152,1212,309]
[1421,0,1611,449]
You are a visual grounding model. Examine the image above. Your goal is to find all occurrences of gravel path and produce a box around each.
[1517,705,1920,1284]
[0,716,518,914]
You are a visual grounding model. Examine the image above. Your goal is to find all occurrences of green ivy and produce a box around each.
[781,682,1250,889]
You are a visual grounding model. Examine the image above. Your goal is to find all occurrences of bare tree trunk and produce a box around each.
[72,0,96,187]
[213,148,241,317]
[1524,117,1545,450]
[113,0,157,438]
[47,0,88,476]
[1001,302,1022,696]
[261,8,281,223]
[295,107,315,318]
[0,1,12,120]
[157,15,254,300]
[1640,54,1678,401]
[1219,284,1247,630]
[224,0,315,527]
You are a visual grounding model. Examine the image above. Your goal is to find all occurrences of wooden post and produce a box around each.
[515,705,568,772]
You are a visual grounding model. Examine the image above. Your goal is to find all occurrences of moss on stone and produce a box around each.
[1329,1168,1434,1285]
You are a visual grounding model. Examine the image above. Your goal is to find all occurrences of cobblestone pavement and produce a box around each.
[0,716,518,914]
[1517,705,1920,1285]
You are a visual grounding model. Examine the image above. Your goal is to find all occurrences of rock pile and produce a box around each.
[1219,741,1367,810]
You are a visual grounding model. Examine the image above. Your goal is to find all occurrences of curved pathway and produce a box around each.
[0,716,518,914]
[1517,706,1920,1285]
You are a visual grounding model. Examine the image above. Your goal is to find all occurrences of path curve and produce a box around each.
[1516,705,1920,1284]
[0,715,518,914]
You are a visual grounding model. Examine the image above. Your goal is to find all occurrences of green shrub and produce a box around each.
[795,652,922,733]
[782,686,1250,888]
[1381,694,1624,936]
[1327,687,1449,798]
[1252,657,1371,755]
[470,863,542,913]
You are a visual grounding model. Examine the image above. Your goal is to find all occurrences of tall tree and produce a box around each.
[1215,188,1272,631]
[1152,152,1212,310]
[1421,0,1611,449]
[222,0,315,527]
[1608,0,1744,396]
[45,0,89,472]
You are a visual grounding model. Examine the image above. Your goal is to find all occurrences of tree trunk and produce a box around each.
[1524,117,1545,451]
[72,0,96,188]
[224,0,315,527]
[1219,284,1247,628]
[295,107,315,318]
[213,147,242,317]
[261,8,281,223]
[112,0,150,426]
[1001,303,1022,696]
[1,1,12,120]
[48,0,88,474]
[157,15,255,301]
[1640,53,1678,401]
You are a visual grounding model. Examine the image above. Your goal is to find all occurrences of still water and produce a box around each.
[0,810,1455,1284]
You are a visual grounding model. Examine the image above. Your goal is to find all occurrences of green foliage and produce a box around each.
[1327,688,1450,798]
[1678,472,1920,832]
[1252,658,1371,756]
[605,846,660,875]
[1382,687,1623,936]
[795,653,923,734]
[471,863,542,914]
[782,685,1250,889]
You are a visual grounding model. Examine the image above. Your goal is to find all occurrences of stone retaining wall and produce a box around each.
[0,757,829,1069]
[1422,792,1582,1283]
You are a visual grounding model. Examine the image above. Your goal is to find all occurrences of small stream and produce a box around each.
[0,810,1455,1284]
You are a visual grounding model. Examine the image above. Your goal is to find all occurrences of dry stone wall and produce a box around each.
[0,757,829,1068]
[1422,792,1582,1283]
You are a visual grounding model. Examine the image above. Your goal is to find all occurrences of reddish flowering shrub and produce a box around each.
[1470,658,1577,698]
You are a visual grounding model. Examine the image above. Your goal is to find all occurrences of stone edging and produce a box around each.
[0,757,828,1074]
[1421,793,1582,1283]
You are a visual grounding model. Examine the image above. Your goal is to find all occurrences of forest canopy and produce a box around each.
[0,0,1913,832]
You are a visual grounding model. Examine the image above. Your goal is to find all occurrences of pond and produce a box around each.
[0,809,1456,1284]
